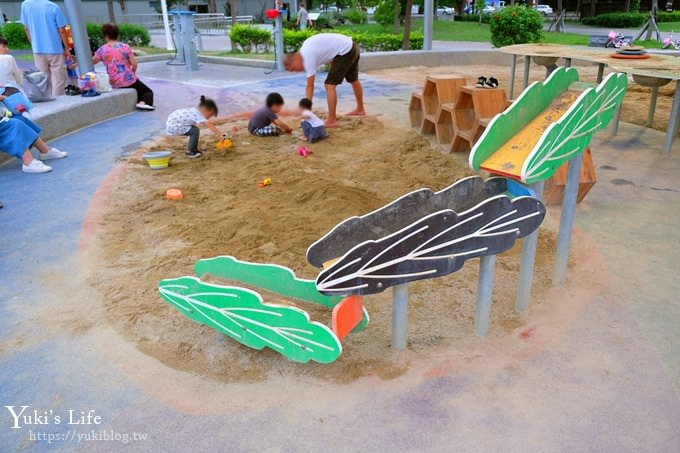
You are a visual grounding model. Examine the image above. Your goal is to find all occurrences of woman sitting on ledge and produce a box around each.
[0,106,67,174]
[92,23,155,111]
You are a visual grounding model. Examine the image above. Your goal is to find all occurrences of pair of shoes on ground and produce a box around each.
[136,102,155,111]
[185,150,202,158]
[65,85,81,96]
[477,76,500,88]
[81,89,100,98]
[22,148,68,173]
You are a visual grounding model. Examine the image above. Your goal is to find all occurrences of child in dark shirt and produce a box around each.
[248,92,293,136]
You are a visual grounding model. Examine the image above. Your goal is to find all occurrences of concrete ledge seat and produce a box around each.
[31,89,137,141]
[0,89,137,165]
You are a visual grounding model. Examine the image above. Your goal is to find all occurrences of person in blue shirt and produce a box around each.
[20,0,70,96]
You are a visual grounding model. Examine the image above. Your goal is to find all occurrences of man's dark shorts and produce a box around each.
[325,42,360,85]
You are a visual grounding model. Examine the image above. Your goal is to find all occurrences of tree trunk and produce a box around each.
[624,0,631,12]
[646,0,659,40]
[118,0,126,15]
[402,0,414,49]
[589,0,596,17]
[230,0,237,24]
[392,0,401,34]
[556,0,563,32]
[107,0,116,23]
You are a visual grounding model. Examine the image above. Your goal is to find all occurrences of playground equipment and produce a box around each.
[409,75,507,153]
[158,176,546,361]
[169,10,199,71]
[470,67,627,304]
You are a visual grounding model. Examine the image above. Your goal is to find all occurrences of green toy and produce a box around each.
[159,256,367,364]
[470,67,628,183]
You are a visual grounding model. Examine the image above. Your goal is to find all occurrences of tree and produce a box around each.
[106,0,127,23]
[230,0,238,24]
[402,0,414,49]
[392,0,401,34]
[474,0,485,23]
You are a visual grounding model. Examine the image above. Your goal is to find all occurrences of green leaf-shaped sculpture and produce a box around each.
[470,68,628,184]
[159,276,343,364]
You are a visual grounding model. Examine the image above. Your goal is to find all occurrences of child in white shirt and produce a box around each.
[298,98,328,143]
[166,95,225,158]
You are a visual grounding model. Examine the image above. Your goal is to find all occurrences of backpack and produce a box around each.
[22,69,54,103]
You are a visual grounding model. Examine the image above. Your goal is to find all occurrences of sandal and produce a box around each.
[476,76,487,87]
[65,85,82,96]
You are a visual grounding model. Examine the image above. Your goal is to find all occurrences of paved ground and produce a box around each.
[0,62,679,452]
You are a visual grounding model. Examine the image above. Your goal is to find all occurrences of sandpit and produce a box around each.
[85,115,558,384]
[367,64,679,137]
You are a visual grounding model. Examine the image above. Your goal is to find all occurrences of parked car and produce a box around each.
[481,5,496,13]
[535,4,553,15]
[437,6,455,15]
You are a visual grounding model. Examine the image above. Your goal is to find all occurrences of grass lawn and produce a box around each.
[657,21,680,32]
[335,19,589,46]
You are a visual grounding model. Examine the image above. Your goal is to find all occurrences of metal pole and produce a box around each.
[275,14,284,71]
[596,63,605,83]
[62,0,94,75]
[509,54,517,100]
[647,86,659,127]
[609,105,621,136]
[180,13,198,71]
[663,81,680,155]
[553,152,583,285]
[564,57,572,67]
[522,55,531,89]
[515,180,545,314]
[423,0,433,51]
[475,255,496,337]
[160,0,174,50]
[392,283,409,349]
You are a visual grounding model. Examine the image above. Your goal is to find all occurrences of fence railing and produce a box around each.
[84,13,254,36]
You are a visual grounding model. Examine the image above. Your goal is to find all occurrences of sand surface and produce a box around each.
[84,116,558,384]
[367,64,679,137]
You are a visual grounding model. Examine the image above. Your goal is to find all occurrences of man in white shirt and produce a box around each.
[284,33,365,127]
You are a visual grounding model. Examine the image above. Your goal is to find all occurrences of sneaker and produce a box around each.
[185,151,202,158]
[39,147,68,161]
[22,160,52,173]
[136,102,156,111]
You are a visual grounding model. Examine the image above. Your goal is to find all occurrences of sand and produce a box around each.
[83,115,559,384]
[367,64,679,137]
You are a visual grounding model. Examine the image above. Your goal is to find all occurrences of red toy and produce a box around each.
[297,146,309,157]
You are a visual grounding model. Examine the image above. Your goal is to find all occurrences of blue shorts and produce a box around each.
[301,121,328,143]
[0,118,39,159]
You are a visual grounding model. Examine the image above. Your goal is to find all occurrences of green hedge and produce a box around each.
[658,11,680,22]
[229,24,272,52]
[457,13,492,24]
[86,22,151,48]
[343,8,368,25]
[489,6,543,48]
[285,29,423,52]
[0,23,30,48]
[580,12,646,28]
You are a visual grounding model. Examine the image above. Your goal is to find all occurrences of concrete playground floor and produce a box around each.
[0,62,679,452]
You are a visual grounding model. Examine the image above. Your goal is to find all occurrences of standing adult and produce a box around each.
[283,33,365,127]
[20,0,70,97]
[297,3,311,30]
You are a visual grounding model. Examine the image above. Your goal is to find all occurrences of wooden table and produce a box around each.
[500,43,680,153]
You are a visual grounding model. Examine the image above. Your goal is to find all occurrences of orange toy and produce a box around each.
[216,138,233,150]
[165,188,184,200]
[258,177,272,188]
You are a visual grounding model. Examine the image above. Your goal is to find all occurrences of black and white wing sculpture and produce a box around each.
[314,193,546,296]
[307,176,509,269]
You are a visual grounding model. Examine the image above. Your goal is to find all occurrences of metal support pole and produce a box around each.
[663,81,680,155]
[610,105,621,136]
[475,255,496,337]
[596,63,605,83]
[423,0,433,51]
[160,0,174,50]
[63,0,94,75]
[509,54,517,100]
[647,86,659,127]
[515,180,545,314]
[274,14,284,71]
[392,283,409,350]
[179,13,198,71]
[553,152,583,285]
[171,13,184,63]
[522,55,531,90]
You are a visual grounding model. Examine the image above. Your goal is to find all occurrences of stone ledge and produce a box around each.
[1,89,137,165]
